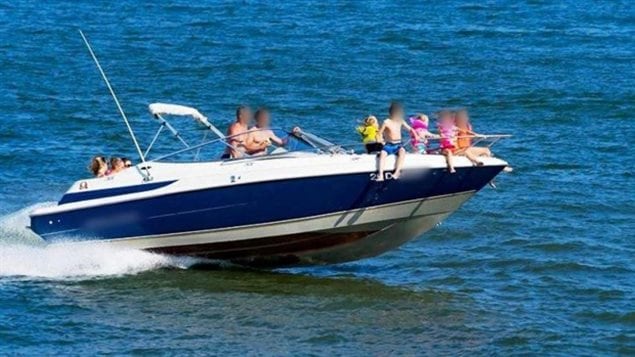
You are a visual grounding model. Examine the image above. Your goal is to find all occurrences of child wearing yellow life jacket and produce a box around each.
[357,115,383,153]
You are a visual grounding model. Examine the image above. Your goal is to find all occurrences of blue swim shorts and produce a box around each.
[382,142,404,155]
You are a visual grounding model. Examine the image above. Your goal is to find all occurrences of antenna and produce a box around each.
[79,30,147,167]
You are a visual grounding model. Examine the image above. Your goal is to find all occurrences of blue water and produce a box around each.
[1,1,634,355]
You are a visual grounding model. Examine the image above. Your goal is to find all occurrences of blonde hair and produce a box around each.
[89,156,107,176]
[364,115,378,127]
[415,113,429,123]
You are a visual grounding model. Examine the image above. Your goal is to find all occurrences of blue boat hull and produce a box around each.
[31,165,504,242]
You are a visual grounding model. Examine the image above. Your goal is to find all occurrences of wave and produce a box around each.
[0,203,200,280]
[0,202,54,244]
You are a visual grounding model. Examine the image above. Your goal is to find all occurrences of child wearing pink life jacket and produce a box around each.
[437,110,458,173]
[408,114,436,154]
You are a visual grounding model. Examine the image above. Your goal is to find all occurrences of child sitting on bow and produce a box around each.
[408,114,437,154]
[357,115,383,154]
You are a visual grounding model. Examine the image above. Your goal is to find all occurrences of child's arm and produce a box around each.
[424,129,439,139]
[458,127,477,137]
[377,121,387,143]
[402,121,422,141]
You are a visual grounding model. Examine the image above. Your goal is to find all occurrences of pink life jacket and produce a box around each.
[409,117,429,148]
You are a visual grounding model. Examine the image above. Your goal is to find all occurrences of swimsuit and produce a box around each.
[410,128,430,154]
[414,142,427,154]
[382,141,404,155]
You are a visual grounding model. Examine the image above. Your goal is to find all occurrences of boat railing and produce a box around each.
[462,134,512,148]
[336,134,511,154]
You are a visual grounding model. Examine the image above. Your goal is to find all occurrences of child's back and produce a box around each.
[357,115,382,153]
[357,124,378,144]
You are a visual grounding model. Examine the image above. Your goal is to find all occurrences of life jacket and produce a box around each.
[357,125,378,144]
[456,122,472,149]
[438,122,457,150]
[409,117,430,152]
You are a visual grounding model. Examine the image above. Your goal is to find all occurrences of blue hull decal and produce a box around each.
[58,180,176,204]
[32,166,504,241]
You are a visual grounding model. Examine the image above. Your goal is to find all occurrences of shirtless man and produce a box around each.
[222,105,253,159]
[376,102,419,181]
[244,108,285,156]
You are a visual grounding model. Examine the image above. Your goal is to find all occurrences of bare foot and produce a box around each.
[392,171,401,180]
[375,175,384,182]
[449,168,456,174]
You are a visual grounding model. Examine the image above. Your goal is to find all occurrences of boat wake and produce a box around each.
[0,203,200,280]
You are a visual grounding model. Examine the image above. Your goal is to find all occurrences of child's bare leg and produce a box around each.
[464,148,484,166]
[443,149,456,173]
[471,147,491,157]
[393,147,406,179]
[376,151,387,181]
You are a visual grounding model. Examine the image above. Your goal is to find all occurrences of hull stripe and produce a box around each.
[59,180,176,204]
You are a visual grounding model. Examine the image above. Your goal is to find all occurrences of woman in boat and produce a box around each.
[108,157,125,175]
[89,156,108,177]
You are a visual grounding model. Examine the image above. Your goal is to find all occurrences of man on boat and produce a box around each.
[244,108,287,156]
[222,105,253,159]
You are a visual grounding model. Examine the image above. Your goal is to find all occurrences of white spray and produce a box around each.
[0,204,200,280]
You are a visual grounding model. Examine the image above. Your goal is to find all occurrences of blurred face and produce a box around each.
[256,111,270,127]
[393,107,404,118]
[238,108,252,124]
[441,113,455,124]
[456,112,469,125]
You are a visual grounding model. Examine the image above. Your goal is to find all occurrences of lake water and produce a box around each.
[0,1,633,355]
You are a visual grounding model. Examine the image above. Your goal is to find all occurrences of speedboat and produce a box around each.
[29,102,510,266]
[28,32,511,267]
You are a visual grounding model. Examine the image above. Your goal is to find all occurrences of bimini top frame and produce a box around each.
[144,103,228,158]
